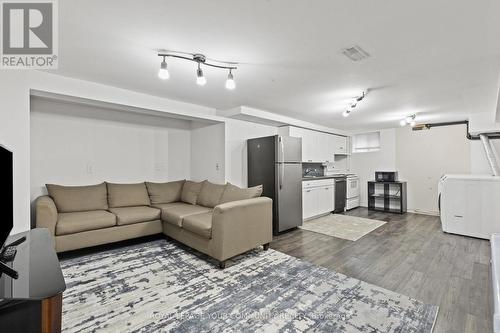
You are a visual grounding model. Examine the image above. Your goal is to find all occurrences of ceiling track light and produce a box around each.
[158,56,170,80]
[157,51,237,90]
[225,69,235,90]
[400,114,417,127]
[341,91,365,117]
[196,63,206,86]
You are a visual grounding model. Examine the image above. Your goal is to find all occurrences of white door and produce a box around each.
[292,128,315,162]
[346,178,359,198]
[326,134,336,161]
[334,136,347,154]
[317,185,334,213]
[302,188,317,219]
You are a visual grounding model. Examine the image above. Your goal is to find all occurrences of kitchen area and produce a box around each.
[278,126,360,221]
[247,126,360,235]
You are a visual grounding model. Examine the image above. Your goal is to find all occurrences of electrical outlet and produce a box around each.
[216,163,220,171]
[86,164,93,175]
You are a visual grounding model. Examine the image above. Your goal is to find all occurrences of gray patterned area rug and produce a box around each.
[61,240,438,332]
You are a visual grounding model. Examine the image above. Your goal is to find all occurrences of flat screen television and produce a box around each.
[0,145,13,250]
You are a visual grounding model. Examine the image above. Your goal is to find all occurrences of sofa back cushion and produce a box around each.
[181,180,204,205]
[146,180,185,205]
[219,183,263,204]
[46,183,108,213]
[197,181,227,208]
[107,182,151,208]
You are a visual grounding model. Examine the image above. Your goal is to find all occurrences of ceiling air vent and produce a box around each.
[341,45,370,62]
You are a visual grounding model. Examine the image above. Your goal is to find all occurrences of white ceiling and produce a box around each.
[54,0,500,131]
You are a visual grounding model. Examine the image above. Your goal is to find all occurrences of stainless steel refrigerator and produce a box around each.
[247,135,302,234]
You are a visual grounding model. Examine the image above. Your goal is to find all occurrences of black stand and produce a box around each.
[367,181,407,214]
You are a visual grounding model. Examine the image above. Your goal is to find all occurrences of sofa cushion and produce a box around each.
[46,183,108,213]
[197,181,227,208]
[219,183,263,204]
[146,180,185,205]
[108,206,161,226]
[181,181,204,205]
[182,212,213,239]
[107,182,151,208]
[152,202,188,215]
[56,210,116,236]
[161,203,212,227]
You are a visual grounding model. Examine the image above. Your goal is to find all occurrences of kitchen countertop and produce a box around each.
[302,175,348,180]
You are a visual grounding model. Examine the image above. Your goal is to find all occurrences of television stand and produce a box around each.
[0,229,66,333]
[4,235,26,248]
[0,235,26,278]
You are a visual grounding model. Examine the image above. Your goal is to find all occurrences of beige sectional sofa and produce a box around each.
[36,180,272,268]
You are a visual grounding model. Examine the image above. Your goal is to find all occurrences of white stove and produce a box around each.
[345,174,360,210]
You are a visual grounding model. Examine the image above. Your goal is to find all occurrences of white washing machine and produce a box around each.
[439,174,500,239]
[346,174,360,210]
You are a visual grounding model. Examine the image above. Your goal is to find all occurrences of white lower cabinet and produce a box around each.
[302,188,317,220]
[318,185,334,213]
[302,180,335,220]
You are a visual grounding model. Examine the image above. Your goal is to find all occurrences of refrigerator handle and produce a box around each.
[279,136,284,162]
[280,162,284,189]
[279,137,284,189]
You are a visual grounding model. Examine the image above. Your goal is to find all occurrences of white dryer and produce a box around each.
[439,174,500,239]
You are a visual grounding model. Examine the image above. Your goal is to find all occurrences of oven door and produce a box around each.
[346,177,359,198]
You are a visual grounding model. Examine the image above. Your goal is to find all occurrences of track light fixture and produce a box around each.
[225,69,235,90]
[400,114,417,127]
[157,51,237,90]
[158,56,170,80]
[342,91,365,117]
[196,63,206,86]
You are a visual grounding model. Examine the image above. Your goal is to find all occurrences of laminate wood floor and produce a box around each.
[271,208,492,333]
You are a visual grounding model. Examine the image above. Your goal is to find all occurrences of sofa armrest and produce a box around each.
[36,196,58,236]
[211,197,273,261]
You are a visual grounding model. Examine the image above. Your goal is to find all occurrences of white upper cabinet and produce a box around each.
[280,126,349,162]
[333,136,348,155]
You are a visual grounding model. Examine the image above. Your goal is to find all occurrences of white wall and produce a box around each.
[350,126,474,214]
[395,125,471,215]
[471,139,500,175]
[350,129,397,207]
[30,100,192,203]
[190,123,226,183]
[1,70,218,234]
[224,119,278,187]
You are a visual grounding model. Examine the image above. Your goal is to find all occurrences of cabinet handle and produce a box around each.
[306,190,311,192]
